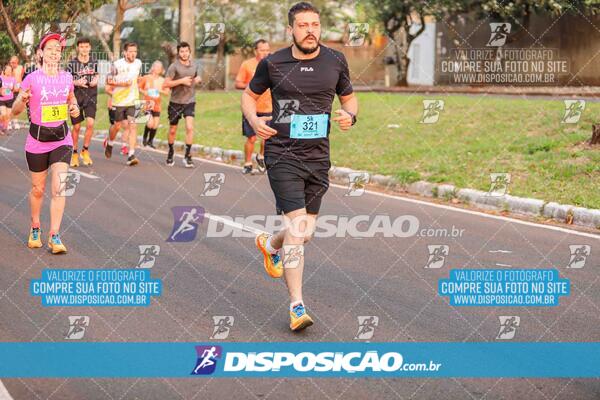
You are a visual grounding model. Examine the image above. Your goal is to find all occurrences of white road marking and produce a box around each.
[89,137,600,239]
[69,168,99,180]
[489,250,513,254]
[495,263,512,267]
[0,146,14,153]
[0,380,14,400]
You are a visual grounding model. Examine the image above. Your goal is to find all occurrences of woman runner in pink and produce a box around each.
[0,65,16,133]
[11,33,80,254]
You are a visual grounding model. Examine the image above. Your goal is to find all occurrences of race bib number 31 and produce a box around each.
[290,114,329,139]
[41,104,68,123]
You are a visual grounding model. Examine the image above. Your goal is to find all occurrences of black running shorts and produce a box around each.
[168,102,195,126]
[71,96,97,124]
[108,107,116,125]
[114,106,135,122]
[265,158,330,215]
[0,98,15,108]
[26,145,73,173]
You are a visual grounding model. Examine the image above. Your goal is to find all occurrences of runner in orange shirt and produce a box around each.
[235,39,271,174]
[139,61,169,148]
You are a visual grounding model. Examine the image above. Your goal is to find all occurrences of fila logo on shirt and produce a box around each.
[300,67,314,72]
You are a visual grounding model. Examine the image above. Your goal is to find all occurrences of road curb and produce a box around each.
[99,132,600,230]
[326,167,600,230]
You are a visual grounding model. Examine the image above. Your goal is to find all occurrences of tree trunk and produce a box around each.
[113,0,125,58]
[179,0,195,59]
[393,28,408,86]
[398,16,426,86]
[86,0,114,60]
[209,31,226,90]
[161,42,177,65]
[591,124,600,145]
[398,36,419,86]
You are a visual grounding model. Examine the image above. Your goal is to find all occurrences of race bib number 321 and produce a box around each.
[290,114,329,139]
[41,104,68,123]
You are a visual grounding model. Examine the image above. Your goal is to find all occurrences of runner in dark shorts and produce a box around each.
[241,2,358,332]
[139,61,169,148]
[67,37,99,167]
[105,42,142,166]
[235,39,272,174]
[11,33,81,254]
[163,42,201,168]
[0,65,16,133]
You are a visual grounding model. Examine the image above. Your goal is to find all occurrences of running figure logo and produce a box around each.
[496,316,520,340]
[487,173,510,196]
[567,245,591,269]
[354,316,379,340]
[201,173,225,197]
[40,86,69,102]
[425,245,449,269]
[420,100,444,124]
[487,23,511,47]
[133,100,152,124]
[275,100,300,123]
[137,245,160,268]
[191,345,222,375]
[561,100,586,124]
[210,316,234,339]
[282,245,304,269]
[346,172,370,197]
[346,23,369,47]
[167,206,204,242]
[65,316,89,340]
[58,171,81,197]
[200,23,225,47]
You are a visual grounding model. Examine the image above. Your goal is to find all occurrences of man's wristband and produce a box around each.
[346,111,357,126]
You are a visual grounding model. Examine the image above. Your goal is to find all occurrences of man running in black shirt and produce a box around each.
[242,1,358,332]
[67,37,98,167]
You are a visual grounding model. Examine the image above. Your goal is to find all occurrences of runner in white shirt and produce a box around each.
[104,42,142,166]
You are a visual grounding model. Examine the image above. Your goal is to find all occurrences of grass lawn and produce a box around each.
[91,90,600,209]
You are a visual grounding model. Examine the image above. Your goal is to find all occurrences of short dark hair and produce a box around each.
[123,41,137,51]
[288,2,320,26]
[177,42,191,52]
[77,37,91,46]
[253,39,268,49]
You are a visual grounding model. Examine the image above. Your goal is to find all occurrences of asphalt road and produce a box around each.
[0,129,599,400]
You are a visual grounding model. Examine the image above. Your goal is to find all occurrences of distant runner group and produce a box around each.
[3,1,358,332]
[2,31,285,255]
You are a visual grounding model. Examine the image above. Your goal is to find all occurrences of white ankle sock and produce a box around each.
[128,150,134,157]
[265,236,279,254]
[290,300,304,311]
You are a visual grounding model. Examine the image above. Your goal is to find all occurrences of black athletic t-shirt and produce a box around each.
[249,44,353,162]
[67,57,98,100]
